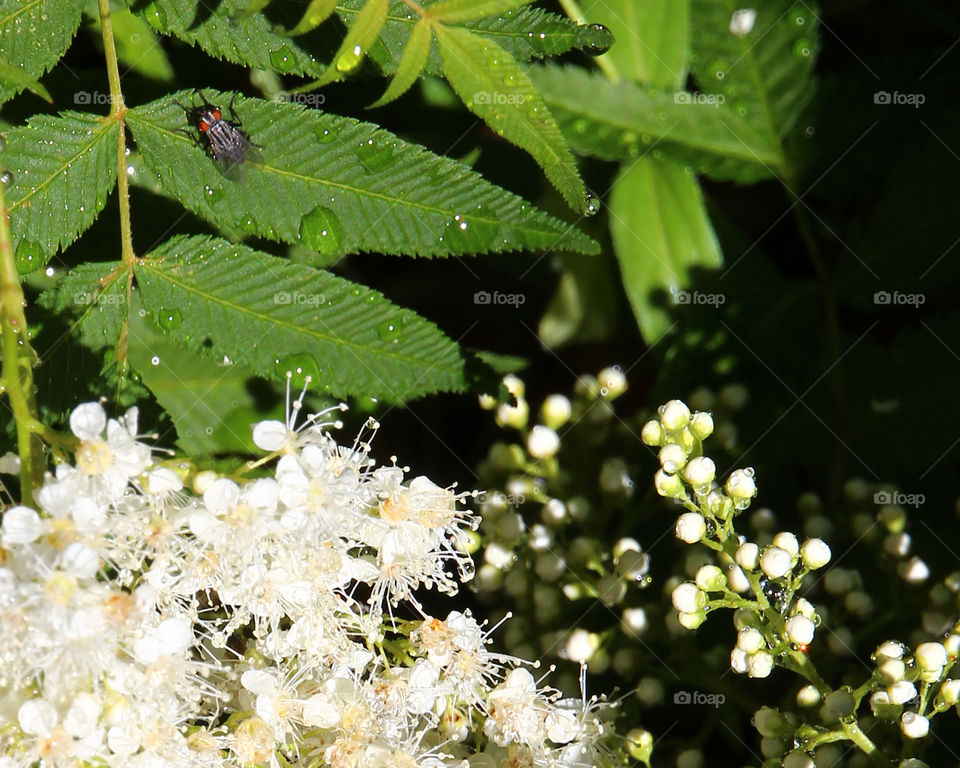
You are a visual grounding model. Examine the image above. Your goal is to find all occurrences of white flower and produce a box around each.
[676,513,707,543]
[1,505,42,545]
[484,668,543,746]
[759,546,792,579]
[729,8,757,36]
[900,712,929,739]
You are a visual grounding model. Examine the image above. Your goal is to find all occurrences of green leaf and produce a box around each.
[539,251,619,348]
[309,0,388,87]
[582,0,688,87]
[126,91,597,258]
[609,157,722,342]
[3,111,119,271]
[530,64,779,182]
[99,3,173,82]
[135,235,470,401]
[434,26,585,211]
[282,0,340,35]
[0,57,52,102]
[0,0,85,104]
[690,0,817,152]
[428,0,532,24]
[132,0,325,76]
[37,260,127,350]
[371,18,432,107]
[355,2,613,79]
[126,301,260,455]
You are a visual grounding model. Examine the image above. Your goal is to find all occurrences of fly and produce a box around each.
[177,90,262,180]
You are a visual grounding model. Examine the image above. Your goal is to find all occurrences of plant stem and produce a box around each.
[97,0,135,380]
[841,720,891,766]
[0,180,43,505]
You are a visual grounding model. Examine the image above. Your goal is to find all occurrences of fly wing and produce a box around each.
[208,123,263,181]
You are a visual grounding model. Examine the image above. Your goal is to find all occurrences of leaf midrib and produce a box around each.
[137,256,462,376]
[128,111,583,243]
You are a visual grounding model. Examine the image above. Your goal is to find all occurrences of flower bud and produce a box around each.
[676,513,707,544]
[752,707,785,737]
[683,456,716,487]
[825,689,855,718]
[659,443,687,473]
[760,546,792,579]
[641,419,663,446]
[900,712,929,739]
[773,532,799,557]
[786,615,815,646]
[726,564,750,593]
[527,426,560,459]
[671,582,706,613]
[625,729,653,763]
[541,394,572,429]
[888,680,917,705]
[726,469,757,502]
[915,642,947,672]
[735,542,759,570]
[654,470,685,499]
[730,647,747,673]
[695,564,726,592]
[876,640,905,659]
[879,659,906,684]
[870,691,901,720]
[800,538,831,569]
[659,399,691,431]
[598,366,627,398]
[737,628,764,654]
[783,751,814,768]
[796,685,820,707]
[937,678,960,707]
[689,411,714,439]
[678,610,707,630]
[746,651,773,678]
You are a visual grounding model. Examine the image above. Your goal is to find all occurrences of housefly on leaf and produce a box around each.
[177,90,262,180]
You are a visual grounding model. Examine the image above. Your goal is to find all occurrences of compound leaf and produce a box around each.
[0,58,52,102]
[126,91,597,259]
[4,111,119,271]
[135,235,470,401]
[308,0,388,87]
[37,261,127,350]
[0,0,85,104]
[530,64,780,182]
[282,0,340,35]
[371,18,432,107]
[434,25,585,211]
[428,0,532,24]
[609,156,722,342]
[690,0,817,153]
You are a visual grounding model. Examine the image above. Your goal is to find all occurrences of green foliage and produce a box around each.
[0,0,85,104]
[609,157,721,341]
[134,235,469,401]
[126,91,595,257]
[4,112,118,271]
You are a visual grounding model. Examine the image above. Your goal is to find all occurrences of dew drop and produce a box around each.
[157,308,182,330]
[376,318,403,342]
[583,23,613,55]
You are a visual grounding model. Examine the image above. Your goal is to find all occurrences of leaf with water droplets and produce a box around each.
[127,91,597,258]
[136,235,473,401]
[427,0,533,24]
[0,57,51,102]
[0,0,84,105]
[94,3,174,82]
[306,0,388,87]
[37,261,127,351]
[531,64,779,182]
[370,18,432,107]
[434,26,585,212]
[690,0,817,151]
[609,156,722,342]
[4,112,119,271]
[130,0,325,76]
[581,0,688,87]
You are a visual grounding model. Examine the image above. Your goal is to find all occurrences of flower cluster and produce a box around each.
[0,389,617,768]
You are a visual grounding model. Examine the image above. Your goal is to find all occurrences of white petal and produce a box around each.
[253,420,289,452]
[155,617,193,654]
[18,699,58,736]
[61,542,101,579]
[241,669,277,696]
[203,478,240,516]
[0,452,21,474]
[64,693,102,738]
[107,724,142,756]
[71,496,106,531]
[146,468,182,494]
[2,506,42,544]
[70,402,107,441]
[301,693,341,728]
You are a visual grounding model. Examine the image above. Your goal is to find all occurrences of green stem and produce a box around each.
[841,720,891,767]
[0,179,43,505]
